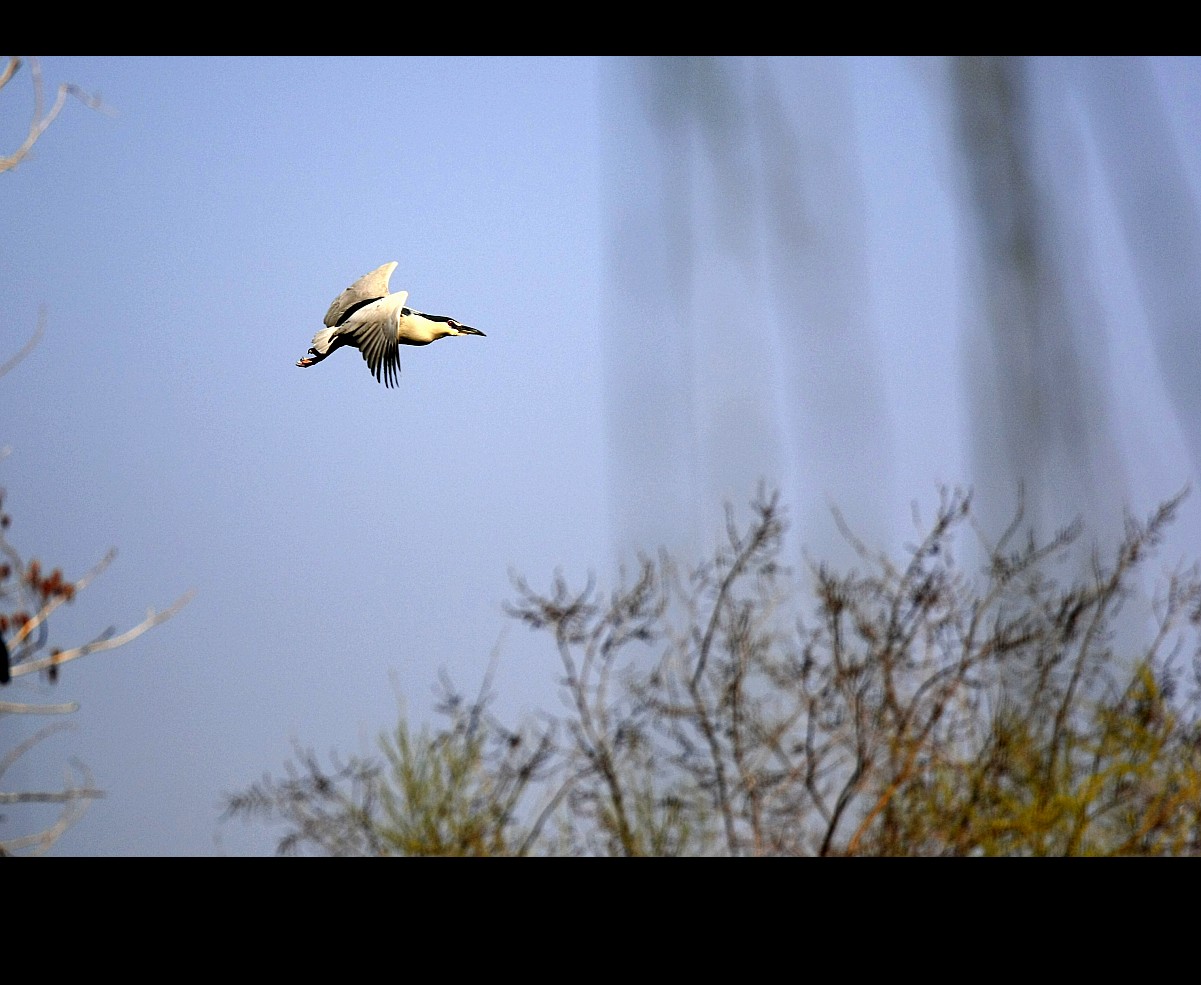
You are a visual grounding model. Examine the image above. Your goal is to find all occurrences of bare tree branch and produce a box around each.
[9,589,195,681]
[0,308,46,381]
[1,56,112,175]
[1,54,193,857]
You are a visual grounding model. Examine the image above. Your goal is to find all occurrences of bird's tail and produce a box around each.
[297,327,341,368]
[307,327,338,357]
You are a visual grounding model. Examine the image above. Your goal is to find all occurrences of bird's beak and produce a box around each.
[456,325,486,337]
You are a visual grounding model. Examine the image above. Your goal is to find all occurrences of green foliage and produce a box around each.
[223,673,553,857]
[373,681,548,856]
[226,486,1201,856]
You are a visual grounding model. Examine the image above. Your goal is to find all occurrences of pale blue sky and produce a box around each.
[3,56,1199,855]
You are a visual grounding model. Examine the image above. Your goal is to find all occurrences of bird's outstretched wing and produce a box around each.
[342,291,408,388]
[324,261,399,328]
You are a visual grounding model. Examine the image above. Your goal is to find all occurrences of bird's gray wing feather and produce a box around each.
[345,292,406,388]
[324,261,399,328]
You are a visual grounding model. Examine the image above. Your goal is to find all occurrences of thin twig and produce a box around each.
[0,308,46,380]
[10,589,195,680]
[1,57,113,174]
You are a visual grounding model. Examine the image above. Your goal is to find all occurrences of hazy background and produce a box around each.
[3,56,1199,855]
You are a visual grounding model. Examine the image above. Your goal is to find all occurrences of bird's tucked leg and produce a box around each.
[296,346,326,368]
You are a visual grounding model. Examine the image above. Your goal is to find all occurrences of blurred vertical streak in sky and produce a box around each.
[945,55,1126,538]
[603,56,1200,566]
[602,57,892,563]
[1081,57,1201,478]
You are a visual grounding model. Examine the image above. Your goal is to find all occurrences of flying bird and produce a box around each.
[296,262,485,387]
